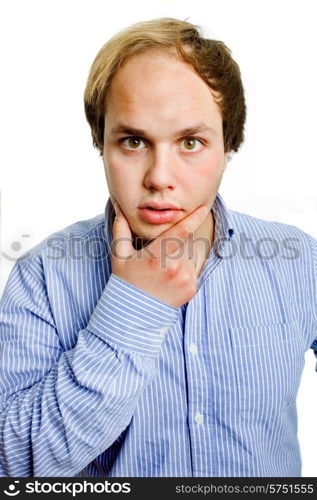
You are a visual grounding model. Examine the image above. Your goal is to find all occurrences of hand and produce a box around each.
[111,203,209,307]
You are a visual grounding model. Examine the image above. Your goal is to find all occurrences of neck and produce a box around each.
[194,211,214,256]
[192,211,214,276]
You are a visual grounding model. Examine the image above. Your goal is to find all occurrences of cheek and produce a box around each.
[197,165,214,178]
[104,148,126,184]
[188,157,225,204]
[196,151,225,178]
[192,162,222,182]
[103,153,139,205]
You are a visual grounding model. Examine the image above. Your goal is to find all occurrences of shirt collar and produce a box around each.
[211,192,235,255]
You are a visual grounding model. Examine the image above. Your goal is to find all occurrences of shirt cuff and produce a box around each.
[87,274,180,356]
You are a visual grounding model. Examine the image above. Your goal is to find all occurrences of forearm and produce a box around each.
[0,271,179,477]
[0,328,158,476]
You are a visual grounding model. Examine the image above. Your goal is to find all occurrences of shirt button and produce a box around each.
[158,327,168,336]
[194,412,204,424]
[189,343,198,355]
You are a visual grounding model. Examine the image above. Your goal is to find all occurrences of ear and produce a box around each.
[224,151,233,170]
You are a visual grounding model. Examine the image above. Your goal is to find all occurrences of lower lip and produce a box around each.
[138,208,182,224]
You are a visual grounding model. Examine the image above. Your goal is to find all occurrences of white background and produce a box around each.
[0,0,316,476]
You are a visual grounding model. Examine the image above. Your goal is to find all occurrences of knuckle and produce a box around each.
[165,262,179,278]
[148,257,159,270]
[179,271,191,287]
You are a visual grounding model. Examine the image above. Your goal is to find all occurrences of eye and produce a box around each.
[180,137,204,152]
[121,137,147,150]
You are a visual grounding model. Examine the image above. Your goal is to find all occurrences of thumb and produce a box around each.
[112,203,134,260]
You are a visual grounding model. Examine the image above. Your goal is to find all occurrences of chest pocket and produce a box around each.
[229,320,305,415]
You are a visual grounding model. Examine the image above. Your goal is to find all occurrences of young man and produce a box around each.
[0,18,316,477]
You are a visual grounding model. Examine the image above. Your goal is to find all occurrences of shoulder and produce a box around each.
[230,208,316,244]
[17,213,107,270]
[227,208,317,266]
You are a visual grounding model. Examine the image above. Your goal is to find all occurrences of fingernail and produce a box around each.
[114,202,119,216]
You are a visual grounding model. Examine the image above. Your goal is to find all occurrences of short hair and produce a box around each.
[84,17,246,155]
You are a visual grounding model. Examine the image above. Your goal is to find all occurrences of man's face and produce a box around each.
[103,50,229,242]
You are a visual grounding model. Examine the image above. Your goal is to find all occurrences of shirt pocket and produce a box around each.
[229,320,305,415]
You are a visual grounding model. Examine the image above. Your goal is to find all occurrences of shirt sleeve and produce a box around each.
[0,257,179,477]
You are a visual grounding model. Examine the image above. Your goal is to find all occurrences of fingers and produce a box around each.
[112,203,134,260]
[188,256,197,270]
[148,205,209,258]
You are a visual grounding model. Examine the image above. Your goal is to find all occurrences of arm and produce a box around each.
[0,258,179,477]
[311,339,317,371]
[308,233,317,369]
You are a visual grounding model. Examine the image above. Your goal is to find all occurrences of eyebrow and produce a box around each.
[109,122,216,138]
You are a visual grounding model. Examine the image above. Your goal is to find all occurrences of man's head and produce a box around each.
[85,17,246,155]
[84,18,246,243]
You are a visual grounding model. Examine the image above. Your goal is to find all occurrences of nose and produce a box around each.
[143,147,177,192]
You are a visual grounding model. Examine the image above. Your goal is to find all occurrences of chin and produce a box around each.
[131,222,168,241]
[132,227,160,240]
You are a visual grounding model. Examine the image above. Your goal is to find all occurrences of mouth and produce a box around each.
[138,206,183,224]
[146,207,171,211]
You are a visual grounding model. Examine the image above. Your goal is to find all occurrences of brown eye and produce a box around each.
[122,137,146,150]
[184,139,196,150]
[181,138,203,152]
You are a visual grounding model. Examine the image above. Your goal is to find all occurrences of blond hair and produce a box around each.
[84,17,246,154]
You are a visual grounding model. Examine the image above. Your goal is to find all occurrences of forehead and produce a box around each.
[105,50,222,131]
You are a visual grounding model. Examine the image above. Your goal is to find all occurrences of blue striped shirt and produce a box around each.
[0,194,316,477]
